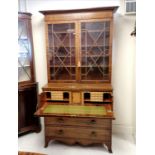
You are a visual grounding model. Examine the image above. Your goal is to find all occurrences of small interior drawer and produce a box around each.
[45,91,70,101]
[83,91,113,103]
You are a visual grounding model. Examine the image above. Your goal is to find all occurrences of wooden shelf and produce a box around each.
[81,54,109,57]
[46,99,69,102]
[48,30,75,34]
[49,45,109,48]
[52,56,75,58]
[49,46,75,48]
[81,65,109,67]
[49,65,109,68]
[81,29,109,33]
[82,45,109,47]
[84,99,112,102]
[50,65,76,67]
[45,102,69,105]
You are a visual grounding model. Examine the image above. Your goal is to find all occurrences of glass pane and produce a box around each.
[50,67,75,80]
[81,67,109,80]
[18,20,31,82]
[81,21,110,81]
[48,23,76,80]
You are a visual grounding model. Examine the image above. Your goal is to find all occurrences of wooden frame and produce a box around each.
[18,12,35,85]
[41,7,117,83]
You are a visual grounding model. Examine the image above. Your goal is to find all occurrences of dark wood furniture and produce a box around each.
[18,12,41,135]
[35,7,118,153]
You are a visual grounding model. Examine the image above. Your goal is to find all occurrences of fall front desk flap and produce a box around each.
[35,104,113,118]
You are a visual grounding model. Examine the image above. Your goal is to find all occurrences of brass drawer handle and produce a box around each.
[57,129,64,135]
[90,119,96,124]
[57,118,64,123]
[91,131,97,137]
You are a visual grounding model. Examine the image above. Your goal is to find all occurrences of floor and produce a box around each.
[18,126,136,155]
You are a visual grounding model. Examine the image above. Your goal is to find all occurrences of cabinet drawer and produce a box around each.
[45,117,111,129]
[45,126,110,141]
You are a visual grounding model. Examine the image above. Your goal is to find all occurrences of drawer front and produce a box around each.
[72,92,81,104]
[45,126,111,141]
[45,117,111,129]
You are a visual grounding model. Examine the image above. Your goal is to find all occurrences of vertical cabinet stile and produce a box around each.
[45,23,51,82]
[75,21,81,82]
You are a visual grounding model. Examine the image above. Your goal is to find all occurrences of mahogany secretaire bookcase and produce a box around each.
[35,7,118,153]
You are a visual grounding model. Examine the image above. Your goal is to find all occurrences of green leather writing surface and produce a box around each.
[43,105,106,116]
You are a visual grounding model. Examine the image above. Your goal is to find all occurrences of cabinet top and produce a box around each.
[18,12,32,19]
[39,6,119,15]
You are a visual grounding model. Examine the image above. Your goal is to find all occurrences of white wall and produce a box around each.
[26,0,136,135]
[112,14,136,134]
[112,0,136,135]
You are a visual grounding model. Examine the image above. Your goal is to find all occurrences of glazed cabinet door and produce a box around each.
[47,23,76,82]
[80,20,112,82]
[18,14,34,83]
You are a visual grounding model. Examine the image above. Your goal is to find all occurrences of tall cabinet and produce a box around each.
[35,7,118,153]
[18,12,41,135]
